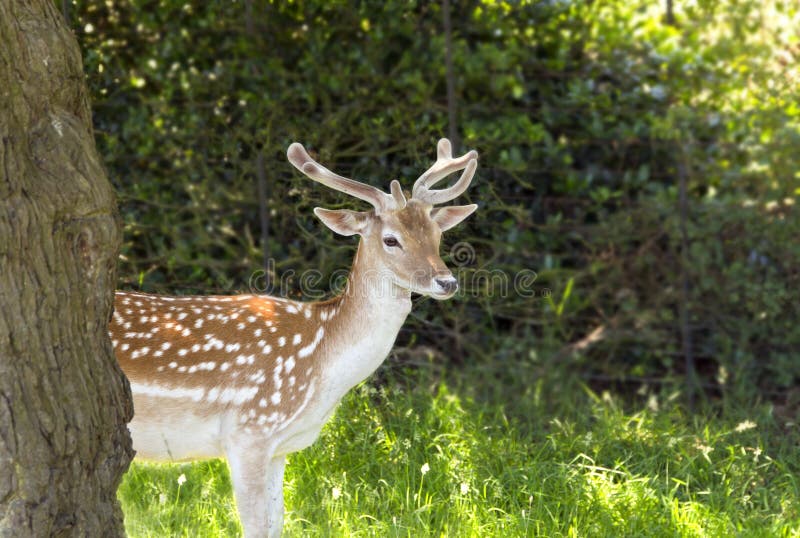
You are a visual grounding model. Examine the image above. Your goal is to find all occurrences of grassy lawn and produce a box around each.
[118,362,800,537]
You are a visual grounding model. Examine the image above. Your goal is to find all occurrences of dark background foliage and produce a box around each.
[71,0,799,406]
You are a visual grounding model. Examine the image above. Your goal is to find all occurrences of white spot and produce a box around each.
[247,316,257,323]
[286,305,298,314]
[177,312,188,320]
[121,343,130,352]
[219,386,258,405]
[298,327,325,359]
[278,336,286,347]
[225,342,241,353]
[169,361,178,369]
[248,370,266,384]
[178,348,188,357]
[270,391,281,405]
[285,356,296,374]
[194,318,204,329]
[262,345,272,355]
[161,342,172,351]
[220,362,231,372]
[181,328,191,337]
[130,381,204,402]
[292,334,302,346]
[255,329,262,337]
[259,398,268,408]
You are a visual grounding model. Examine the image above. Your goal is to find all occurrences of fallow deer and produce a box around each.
[110,138,478,537]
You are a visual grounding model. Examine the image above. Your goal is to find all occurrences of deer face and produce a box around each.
[314,199,475,299]
[288,138,478,300]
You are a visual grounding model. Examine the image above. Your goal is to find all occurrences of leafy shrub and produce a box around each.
[74,0,799,402]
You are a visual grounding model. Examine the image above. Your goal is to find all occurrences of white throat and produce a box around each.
[319,242,412,392]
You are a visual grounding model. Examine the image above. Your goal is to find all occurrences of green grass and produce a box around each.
[118,362,800,537]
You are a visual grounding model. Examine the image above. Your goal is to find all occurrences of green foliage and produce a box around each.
[75,0,799,399]
[118,365,800,536]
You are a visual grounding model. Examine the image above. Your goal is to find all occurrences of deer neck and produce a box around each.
[318,240,412,389]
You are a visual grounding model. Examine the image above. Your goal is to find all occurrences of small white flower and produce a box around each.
[735,420,757,433]
[420,463,430,476]
[460,482,469,495]
[177,473,187,486]
[158,492,167,505]
[331,486,341,500]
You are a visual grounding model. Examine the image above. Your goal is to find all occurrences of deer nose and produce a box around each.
[434,276,458,295]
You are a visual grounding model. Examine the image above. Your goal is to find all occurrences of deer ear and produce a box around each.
[313,208,370,236]
[431,204,477,232]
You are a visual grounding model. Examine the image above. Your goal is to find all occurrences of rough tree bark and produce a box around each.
[0,1,134,536]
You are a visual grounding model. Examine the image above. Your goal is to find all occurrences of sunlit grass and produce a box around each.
[118,362,800,537]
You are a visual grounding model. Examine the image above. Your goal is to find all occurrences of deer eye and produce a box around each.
[383,236,401,248]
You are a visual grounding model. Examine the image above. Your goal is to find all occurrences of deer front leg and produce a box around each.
[227,445,287,538]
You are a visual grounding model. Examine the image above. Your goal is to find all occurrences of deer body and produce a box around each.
[111,139,478,538]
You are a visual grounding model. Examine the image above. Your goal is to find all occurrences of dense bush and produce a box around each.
[74,0,799,402]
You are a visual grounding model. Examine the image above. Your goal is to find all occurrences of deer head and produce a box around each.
[287,138,478,300]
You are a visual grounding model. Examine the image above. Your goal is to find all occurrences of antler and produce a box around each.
[412,138,478,205]
[287,143,402,213]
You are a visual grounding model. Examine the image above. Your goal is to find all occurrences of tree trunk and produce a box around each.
[0,1,134,537]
